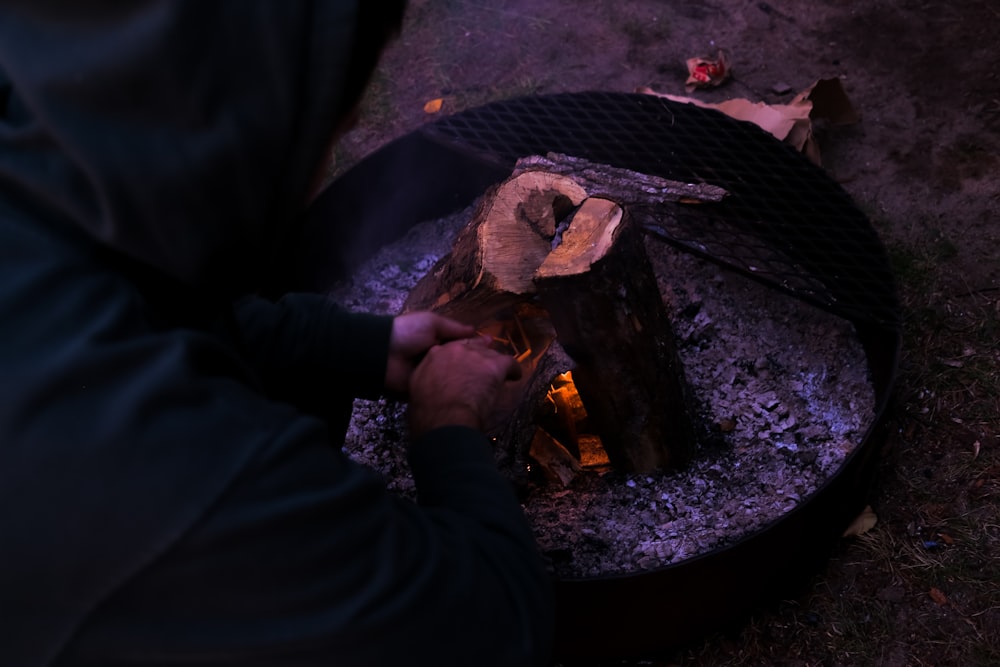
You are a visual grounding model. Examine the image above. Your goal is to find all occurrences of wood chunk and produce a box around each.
[577,435,611,468]
[529,429,582,488]
[404,170,588,324]
[534,198,697,472]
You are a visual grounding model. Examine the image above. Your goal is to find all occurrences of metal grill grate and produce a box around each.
[425,91,900,332]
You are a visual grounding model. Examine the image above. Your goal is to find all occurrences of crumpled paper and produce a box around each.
[638,78,859,165]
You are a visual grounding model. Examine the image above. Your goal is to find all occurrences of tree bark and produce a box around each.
[514,152,727,205]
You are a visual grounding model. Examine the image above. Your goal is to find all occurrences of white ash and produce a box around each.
[327,208,464,315]
[333,204,875,579]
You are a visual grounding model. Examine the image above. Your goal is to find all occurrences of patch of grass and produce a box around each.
[940,134,999,183]
[355,68,399,134]
[826,519,1000,664]
[885,228,958,294]
[449,76,543,112]
[618,13,672,45]
[887,243,932,292]
[871,236,1000,661]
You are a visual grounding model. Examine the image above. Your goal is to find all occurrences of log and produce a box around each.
[404,169,588,325]
[533,197,697,472]
[514,152,728,205]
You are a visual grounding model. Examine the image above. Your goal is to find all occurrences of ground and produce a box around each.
[333,1,1000,664]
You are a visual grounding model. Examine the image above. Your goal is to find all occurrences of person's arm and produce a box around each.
[230,293,393,406]
[229,294,476,412]
[54,397,554,666]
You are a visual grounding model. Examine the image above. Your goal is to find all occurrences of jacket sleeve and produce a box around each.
[229,293,394,408]
[54,412,556,666]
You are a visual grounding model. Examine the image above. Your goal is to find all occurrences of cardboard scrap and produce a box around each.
[638,78,858,165]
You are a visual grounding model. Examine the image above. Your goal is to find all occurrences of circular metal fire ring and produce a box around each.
[291,92,901,661]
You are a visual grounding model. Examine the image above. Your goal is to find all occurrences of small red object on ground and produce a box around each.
[685,50,730,90]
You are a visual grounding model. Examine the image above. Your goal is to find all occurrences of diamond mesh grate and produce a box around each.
[425,92,900,331]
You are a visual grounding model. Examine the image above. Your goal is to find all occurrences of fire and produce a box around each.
[545,371,610,468]
[477,313,533,363]
[480,311,612,486]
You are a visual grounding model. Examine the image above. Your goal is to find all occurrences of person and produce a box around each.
[0,2,554,665]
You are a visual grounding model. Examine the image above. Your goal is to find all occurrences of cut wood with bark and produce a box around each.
[404,169,588,324]
[406,163,699,474]
[534,197,697,472]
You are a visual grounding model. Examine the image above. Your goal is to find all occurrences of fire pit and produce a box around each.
[288,92,901,660]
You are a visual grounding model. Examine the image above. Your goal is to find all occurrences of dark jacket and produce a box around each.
[0,2,553,665]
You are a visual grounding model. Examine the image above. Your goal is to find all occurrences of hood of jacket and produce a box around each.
[0,3,405,664]
[0,0,371,300]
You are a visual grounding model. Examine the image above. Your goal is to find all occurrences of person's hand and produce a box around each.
[408,336,523,438]
[384,312,476,396]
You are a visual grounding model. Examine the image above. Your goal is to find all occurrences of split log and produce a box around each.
[533,197,697,472]
[405,169,588,325]
[529,429,582,488]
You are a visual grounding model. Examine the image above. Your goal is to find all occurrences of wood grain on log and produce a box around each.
[404,170,588,324]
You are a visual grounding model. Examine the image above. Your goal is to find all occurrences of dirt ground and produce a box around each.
[334,1,1000,664]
